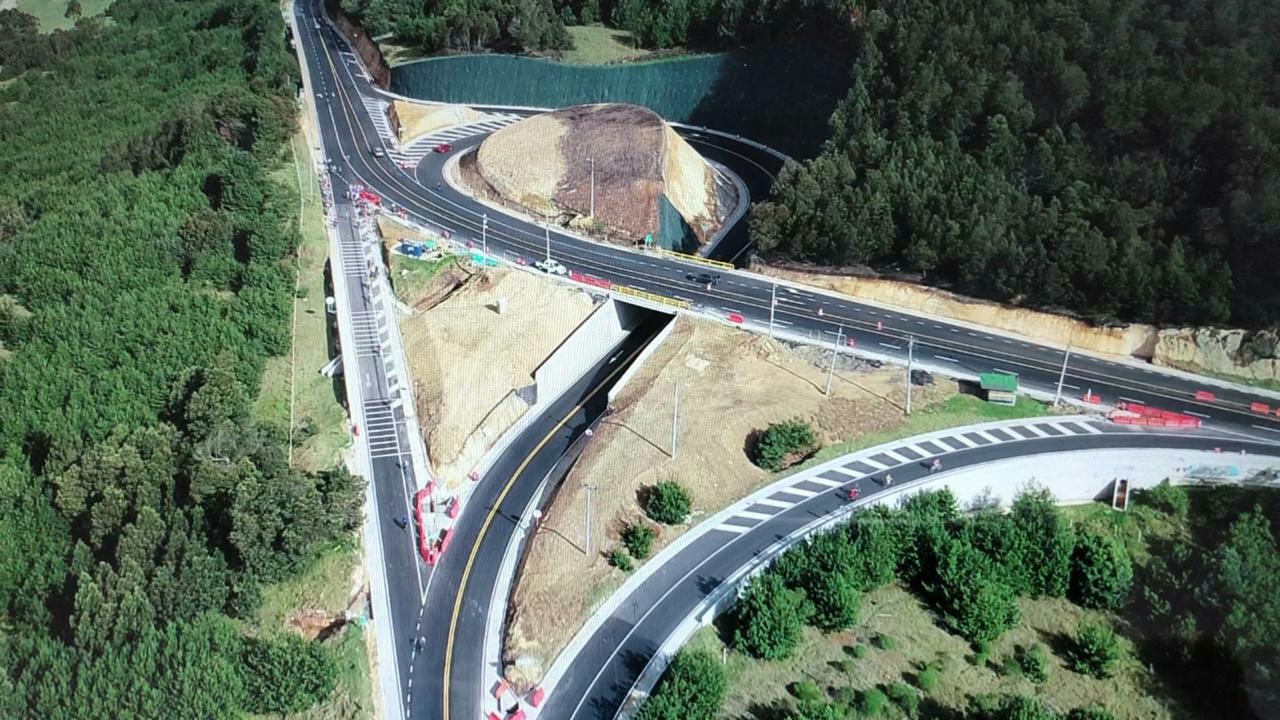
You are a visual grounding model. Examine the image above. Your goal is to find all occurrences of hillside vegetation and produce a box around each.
[0,1,364,716]
[751,0,1280,328]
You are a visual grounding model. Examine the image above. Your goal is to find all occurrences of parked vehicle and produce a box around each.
[535,259,567,275]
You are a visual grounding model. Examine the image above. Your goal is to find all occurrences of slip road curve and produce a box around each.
[541,426,1280,720]
[287,2,1280,718]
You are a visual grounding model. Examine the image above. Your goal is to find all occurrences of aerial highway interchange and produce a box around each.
[286,2,1280,718]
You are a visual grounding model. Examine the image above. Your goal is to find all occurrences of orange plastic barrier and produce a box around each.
[1250,402,1271,414]
[726,313,744,324]
[1194,390,1216,401]
[1082,392,1101,404]
[529,688,545,707]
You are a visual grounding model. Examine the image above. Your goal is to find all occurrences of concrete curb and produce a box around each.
[615,444,1280,718]
[529,414,1109,718]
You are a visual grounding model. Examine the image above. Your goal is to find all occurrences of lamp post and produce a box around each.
[589,157,595,218]
[481,213,488,259]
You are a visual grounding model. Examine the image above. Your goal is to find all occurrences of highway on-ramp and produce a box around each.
[287,2,1280,718]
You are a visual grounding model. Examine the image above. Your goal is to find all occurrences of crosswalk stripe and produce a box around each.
[950,434,978,448]
[736,510,772,521]
[973,430,1003,444]
[1022,424,1050,437]
[859,457,887,470]
[755,497,793,509]
[880,449,912,464]
[778,486,817,498]
[808,476,845,487]
[1076,422,1104,434]
[1047,422,1080,435]
[712,523,751,535]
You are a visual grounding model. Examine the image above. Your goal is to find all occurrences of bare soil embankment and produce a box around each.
[501,316,955,689]
[398,267,595,490]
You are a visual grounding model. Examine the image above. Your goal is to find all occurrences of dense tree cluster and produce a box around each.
[339,0,570,53]
[343,0,856,54]
[752,0,1280,327]
[0,1,363,715]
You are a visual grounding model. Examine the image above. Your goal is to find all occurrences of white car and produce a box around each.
[535,259,567,275]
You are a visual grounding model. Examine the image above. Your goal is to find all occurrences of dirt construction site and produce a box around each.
[397,265,596,491]
[501,315,957,689]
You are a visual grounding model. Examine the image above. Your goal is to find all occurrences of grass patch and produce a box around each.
[693,583,1162,720]
[254,133,350,473]
[390,252,454,306]
[561,24,656,65]
[378,38,430,67]
[250,540,373,720]
[791,393,1052,473]
[16,0,113,33]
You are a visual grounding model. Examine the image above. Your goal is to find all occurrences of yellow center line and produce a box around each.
[439,338,650,720]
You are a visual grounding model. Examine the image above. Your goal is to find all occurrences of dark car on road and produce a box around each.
[687,272,721,287]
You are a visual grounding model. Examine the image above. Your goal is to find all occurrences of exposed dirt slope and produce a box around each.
[393,101,493,146]
[476,103,729,246]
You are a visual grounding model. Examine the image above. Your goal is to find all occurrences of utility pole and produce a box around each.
[584,484,595,555]
[1054,345,1072,406]
[768,283,777,338]
[589,157,595,218]
[905,335,915,415]
[825,325,844,396]
[670,382,680,458]
[481,213,488,260]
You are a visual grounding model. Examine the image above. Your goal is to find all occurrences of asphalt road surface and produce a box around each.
[293,0,1279,442]
[287,3,1280,718]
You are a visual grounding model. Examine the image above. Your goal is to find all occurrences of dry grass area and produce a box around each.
[476,104,725,245]
[687,583,1168,720]
[476,113,570,215]
[759,265,1158,359]
[399,267,596,489]
[392,101,493,146]
[502,317,955,688]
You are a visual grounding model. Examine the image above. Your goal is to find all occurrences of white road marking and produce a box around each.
[992,368,1020,376]
[936,355,959,363]
[878,342,902,350]
[1047,422,1083,435]
[973,430,1004,444]
[950,434,979,448]
[859,457,888,469]
[737,510,773,521]
[1062,383,1080,390]
[1252,424,1280,434]
[778,486,818,498]
[808,476,846,487]
[712,523,751,534]
[1118,396,1143,404]
[755,497,794,509]
[879,449,912,464]
[1023,424,1050,437]
[1185,410,1211,418]
[1077,422,1105,434]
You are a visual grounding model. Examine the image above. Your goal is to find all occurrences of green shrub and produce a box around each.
[850,643,869,659]
[634,649,728,720]
[609,548,634,571]
[753,418,816,471]
[1020,644,1049,684]
[973,694,1057,720]
[623,523,655,559]
[645,480,693,524]
[933,538,1021,644]
[792,679,823,704]
[239,635,336,715]
[807,570,861,632]
[732,573,807,660]
[872,633,895,650]
[858,687,888,716]
[886,681,919,714]
[1070,532,1134,610]
[1137,480,1189,516]
[970,641,991,667]
[999,654,1022,678]
[1069,623,1122,679]
[916,663,940,692]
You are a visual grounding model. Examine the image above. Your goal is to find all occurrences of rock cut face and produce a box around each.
[475,103,732,248]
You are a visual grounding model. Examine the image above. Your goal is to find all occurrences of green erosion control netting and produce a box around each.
[656,194,699,253]
[390,43,855,158]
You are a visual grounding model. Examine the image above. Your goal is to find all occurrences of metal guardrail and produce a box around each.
[612,285,691,310]
[652,247,734,270]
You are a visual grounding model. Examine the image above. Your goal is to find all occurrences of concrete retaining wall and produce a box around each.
[608,314,677,404]
[534,298,645,405]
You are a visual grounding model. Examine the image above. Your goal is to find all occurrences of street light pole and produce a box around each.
[906,335,915,415]
[825,325,843,396]
[481,213,488,259]
[589,157,595,218]
[670,382,680,459]
[1054,345,1072,406]
[584,484,595,555]
[768,283,777,338]
[545,224,551,263]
